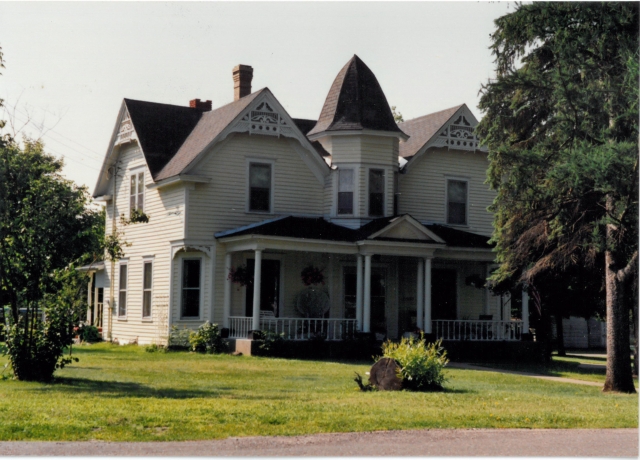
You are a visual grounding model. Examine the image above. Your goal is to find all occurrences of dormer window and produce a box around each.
[130,172,144,213]
[337,169,354,215]
[447,179,468,225]
[249,162,272,213]
[368,169,385,217]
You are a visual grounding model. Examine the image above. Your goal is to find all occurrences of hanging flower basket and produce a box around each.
[301,265,325,286]
[228,265,252,287]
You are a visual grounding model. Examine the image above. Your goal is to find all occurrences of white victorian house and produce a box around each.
[83,56,530,349]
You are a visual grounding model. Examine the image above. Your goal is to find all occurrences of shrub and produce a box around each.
[188,322,228,354]
[258,331,286,356]
[167,326,192,350]
[145,343,165,353]
[3,300,78,382]
[380,335,449,391]
[77,324,101,343]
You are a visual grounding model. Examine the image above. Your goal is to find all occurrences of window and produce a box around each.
[393,172,399,216]
[130,172,144,213]
[447,179,468,225]
[368,169,385,217]
[249,163,272,212]
[337,169,354,215]
[118,263,127,317]
[181,259,201,318]
[343,268,357,319]
[142,261,153,318]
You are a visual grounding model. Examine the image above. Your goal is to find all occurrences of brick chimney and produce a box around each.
[189,99,212,111]
[233,65,253,101]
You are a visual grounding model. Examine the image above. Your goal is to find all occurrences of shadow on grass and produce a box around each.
[564,354,607,362]
[475,359,606,379]
[32,377,232,399]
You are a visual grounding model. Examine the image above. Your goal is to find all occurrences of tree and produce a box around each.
[391,106,404,123]
[477,3,638,393]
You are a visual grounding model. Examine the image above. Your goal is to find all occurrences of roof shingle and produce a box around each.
[308,55,405,137]
[397,105,463,159]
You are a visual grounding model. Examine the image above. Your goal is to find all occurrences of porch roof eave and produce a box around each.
[434,246,496,262]
[217,234,359,254]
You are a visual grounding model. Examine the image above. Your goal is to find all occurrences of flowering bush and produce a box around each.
[228,265,252,287]
[301,265,325,286]
[380,335,448,391]
[189,322,228,354]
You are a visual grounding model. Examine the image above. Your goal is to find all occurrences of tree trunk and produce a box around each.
[555,314,566,356]
[603,248,636,393]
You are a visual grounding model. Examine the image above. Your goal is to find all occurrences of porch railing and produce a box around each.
[433,320,523,341]
[228,316,358,341]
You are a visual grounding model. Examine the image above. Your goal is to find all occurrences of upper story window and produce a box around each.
[130,172,144,213]
[337,169,354,215]
[447,179,468,225]
[181,258,201,318]
[368,169,385,217]
[249,163,272,212]
[393,172,399,216]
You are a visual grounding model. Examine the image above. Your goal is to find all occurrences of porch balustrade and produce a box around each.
[432,319,523,341]
[228,316,358,341]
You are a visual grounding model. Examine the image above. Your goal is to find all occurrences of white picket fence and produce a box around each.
[433,320,523,341]
[228,316,358,341]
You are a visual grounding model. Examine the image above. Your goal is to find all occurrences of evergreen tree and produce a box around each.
[477,2,638,392]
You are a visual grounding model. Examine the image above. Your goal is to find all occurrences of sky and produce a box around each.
[0,1,514,192]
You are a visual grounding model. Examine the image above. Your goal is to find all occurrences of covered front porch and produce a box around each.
[215,216,529,344]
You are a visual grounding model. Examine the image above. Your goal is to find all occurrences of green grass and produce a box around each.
[0,343,637,441]
[475,352,639,385]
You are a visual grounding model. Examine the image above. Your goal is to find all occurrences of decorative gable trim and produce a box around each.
[184,90,330,184]
[367,215,446,243]
[93,101,141,197]
[403,104,487,173]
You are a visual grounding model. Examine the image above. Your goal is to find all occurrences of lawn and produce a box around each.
[0,343,637,441]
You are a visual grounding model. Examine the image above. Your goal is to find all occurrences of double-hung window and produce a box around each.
[118,263,128,317]
[368,169,385,217]
[249,163,272,212]
[181,259,201,318]
[142,261,153,319]
[447,179,468,225]
[337,169,354,215]
[130,172,144,213]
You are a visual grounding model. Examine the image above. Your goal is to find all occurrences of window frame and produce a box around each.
[117,261,128,319]
[336,168,356,216]
[179,256,204,320]
[246,159,275,214]
[367,167,386,218]
[142,259,153,320]
[445,177,469,226]
[129,171,145,215]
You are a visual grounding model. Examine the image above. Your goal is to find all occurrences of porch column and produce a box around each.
[363,254,372,333]
[521,288,530,333]
[416,259,424,330]
[356,255,364,331]
[424,257,432,333]
[252,249,262,332]
[223,252,232,328]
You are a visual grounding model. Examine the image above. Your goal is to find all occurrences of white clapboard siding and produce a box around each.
[186,133,325,239]
[399,147,496,237]
[103,143,185,345]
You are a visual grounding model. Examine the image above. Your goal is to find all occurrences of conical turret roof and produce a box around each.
[308,55,406,138]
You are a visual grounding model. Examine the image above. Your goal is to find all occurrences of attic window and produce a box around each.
[130,172,144,213]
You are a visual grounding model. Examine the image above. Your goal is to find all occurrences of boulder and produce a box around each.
[369,357,402,391]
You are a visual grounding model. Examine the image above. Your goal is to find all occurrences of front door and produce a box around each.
[431,269,457,320]
[245,259,281,317]
[370,268,387,333]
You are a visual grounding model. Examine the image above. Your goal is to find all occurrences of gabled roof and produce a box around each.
[155,89,265,180]
[307,55,406,138]
[124,99,207,178]
[397,105,463,159]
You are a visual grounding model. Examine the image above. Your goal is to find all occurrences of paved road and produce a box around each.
[1,429,637,456]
